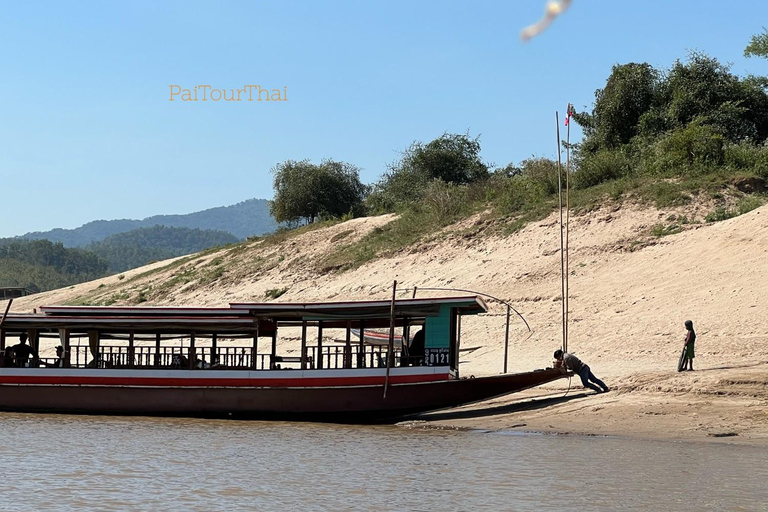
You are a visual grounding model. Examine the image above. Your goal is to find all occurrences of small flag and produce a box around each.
[564,103,574,126]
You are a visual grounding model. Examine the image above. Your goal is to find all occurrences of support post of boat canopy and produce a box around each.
[344,321,352,369]
[358,320,366,368]
[189,332,197,370]
[453,309,462,377]
[154,333,161,368]
[88,330,99,367]
[402,319,410,362]
[0,329,5,350]
[300,320,308,370]
[128,330,135,369]
[270,329,277,370]
[316,321,324,369]
[59,329,71,367]
[251,326,258,370]
[29,329,39,356]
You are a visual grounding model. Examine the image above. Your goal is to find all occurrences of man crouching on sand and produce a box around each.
[554,349,610,394]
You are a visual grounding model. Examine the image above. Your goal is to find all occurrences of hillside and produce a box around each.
[0,238,108,291]
[8,199,768,443]
[21,198,276,246]
[86,225,239,272]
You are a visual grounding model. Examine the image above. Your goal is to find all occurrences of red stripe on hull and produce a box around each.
[0,373,449,388]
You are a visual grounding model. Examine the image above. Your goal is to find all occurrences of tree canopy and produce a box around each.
[269,159,366,224]
[0,238,109,291]
[745,28,768,59]
[367,133,489,212]
[572,52,768,187]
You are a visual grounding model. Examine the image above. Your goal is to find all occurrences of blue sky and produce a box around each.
[1,1,766,237]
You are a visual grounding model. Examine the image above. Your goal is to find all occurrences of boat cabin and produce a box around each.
[0,296,488,376]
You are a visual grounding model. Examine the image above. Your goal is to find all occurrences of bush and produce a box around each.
[421,180,468,223]
[704,196,764,222]
[490,176,548,215]
[573,149,632,188]
[736,195,764,215]
[265,287,288,299]
[519,157,561,195]
[642,122,724,176]
[724,142,768,177]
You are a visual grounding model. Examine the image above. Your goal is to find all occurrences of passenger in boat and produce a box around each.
[680,320,696,371]
[1,346,15,367]
[553,349,609,393]
[11,333,38,367]
[407,328,425,366]
[45,346,70,368]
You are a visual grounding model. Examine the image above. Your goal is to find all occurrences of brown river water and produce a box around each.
[0,413,766,511]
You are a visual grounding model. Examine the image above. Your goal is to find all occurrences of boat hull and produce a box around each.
[0,368,565,422]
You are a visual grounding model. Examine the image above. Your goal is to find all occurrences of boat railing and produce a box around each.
[52,344,406,371]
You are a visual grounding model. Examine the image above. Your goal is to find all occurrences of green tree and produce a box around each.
[367,132,488,212]
[745,28,768,59]
[270,159,366,224]
[582,62,661,149]
[664,53,768,142]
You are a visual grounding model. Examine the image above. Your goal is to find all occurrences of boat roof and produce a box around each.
[0,296,488,333]
[39,306,251,317]
[228,295,488,319]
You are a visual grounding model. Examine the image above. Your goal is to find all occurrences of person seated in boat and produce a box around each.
[406,328,425,366]
[0,346,15,367]
[171,353,189,369]
[553,349,609,394]
[11,333,38,367]
[45,346,70,368]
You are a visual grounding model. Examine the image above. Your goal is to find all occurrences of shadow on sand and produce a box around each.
[411,391,594,423]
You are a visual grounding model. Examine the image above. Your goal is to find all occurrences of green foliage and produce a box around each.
[724,142,768,177]
[650,223,683,237]
[265,287,288,299]
[575,52,768,182]
[736,195,764,214]
[704,196,764,222]
[86,225,238,272]
[367,132,488,212]
[665,53,768,142]
[586,63,661,148]
[647,121,725,175]
[405,133,489,185]
[0,238,108,291]
[270,159,366,224]
[573,149,632,188]
[518,157,561,195]
[745,29,768,59]
[487,174,549,215]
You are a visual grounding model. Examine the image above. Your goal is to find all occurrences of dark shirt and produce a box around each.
[562,352,584,373]
[686,330,696,345]
[12,343,36,361]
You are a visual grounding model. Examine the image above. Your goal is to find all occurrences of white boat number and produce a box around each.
[425,348,450,366]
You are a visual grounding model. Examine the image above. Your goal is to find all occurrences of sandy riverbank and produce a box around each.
[408,362,768,445]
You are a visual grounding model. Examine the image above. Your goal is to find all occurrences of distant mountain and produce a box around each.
[86,225,239,272]
[21,198,276,247]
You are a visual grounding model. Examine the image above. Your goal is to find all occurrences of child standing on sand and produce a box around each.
[681,320,696,371]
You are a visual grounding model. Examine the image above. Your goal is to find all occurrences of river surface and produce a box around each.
[0,413,765,512]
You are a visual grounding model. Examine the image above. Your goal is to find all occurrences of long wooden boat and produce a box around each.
[0,296,564,421]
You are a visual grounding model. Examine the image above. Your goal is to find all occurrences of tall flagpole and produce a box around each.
[565,104,572,354]
[556,112,566,353]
